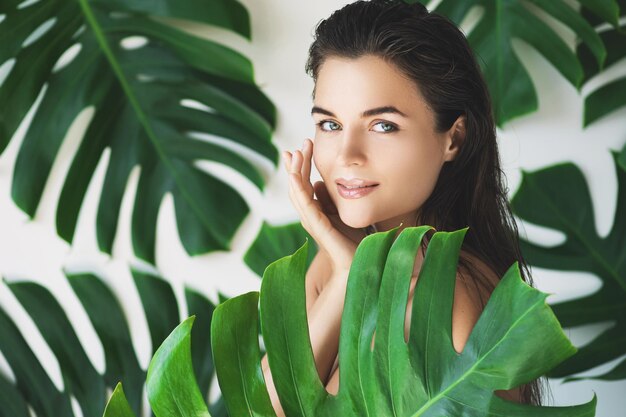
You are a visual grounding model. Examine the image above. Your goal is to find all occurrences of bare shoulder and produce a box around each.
[460,249,500,285]
[457,249,501,309]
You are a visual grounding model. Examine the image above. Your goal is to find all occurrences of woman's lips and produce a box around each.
[337,183,379,199]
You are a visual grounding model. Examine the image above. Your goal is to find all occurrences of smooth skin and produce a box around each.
[260,55,522,416]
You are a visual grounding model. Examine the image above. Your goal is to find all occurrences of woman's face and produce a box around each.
[311,54,461,231]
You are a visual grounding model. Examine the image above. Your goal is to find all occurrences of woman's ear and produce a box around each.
[443,114,466,162]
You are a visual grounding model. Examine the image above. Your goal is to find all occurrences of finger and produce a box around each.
[291,150,302,175]
[282,150,292,172]
[288,151,310,212]
[302,139,312,182]
[314,181,338,215]
[301,140,314,197]
[287,150,307,204]
[292,149,313,199]
[284,151,304,216]
[288,148,331,242]
[289,171,316,230]
[299,143,314,197]
[288,171,303,211]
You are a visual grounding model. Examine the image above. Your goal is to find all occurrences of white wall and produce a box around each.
[0,0,624,416]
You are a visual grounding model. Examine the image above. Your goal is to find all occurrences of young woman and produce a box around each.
[261,1,547,414]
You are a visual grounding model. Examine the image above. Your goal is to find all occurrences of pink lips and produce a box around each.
[336,177,379,187]
[336,177,380,199]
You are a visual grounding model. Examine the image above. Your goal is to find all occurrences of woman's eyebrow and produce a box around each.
[311,105,408,118]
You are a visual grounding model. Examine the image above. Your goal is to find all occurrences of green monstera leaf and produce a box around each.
[103,384,137,417]
[0,0,277,265]
[413,0,618,127]
[103,316,213,417]
[244,221,317,278]
[217,226,597,415]
[511,150,626,381]
[0,270,227,417]
[112,226,597,416]
[577,1,626,126]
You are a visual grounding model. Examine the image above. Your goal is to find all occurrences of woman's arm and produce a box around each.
[261,249,348,416]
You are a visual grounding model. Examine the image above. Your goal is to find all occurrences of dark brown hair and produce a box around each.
[305,0,548,406]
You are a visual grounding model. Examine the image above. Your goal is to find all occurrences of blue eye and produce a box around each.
[315,120,399,133]
[373,121,398,133]
[316,120,341,131]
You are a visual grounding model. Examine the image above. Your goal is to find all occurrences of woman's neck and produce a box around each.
[371,208,421,234]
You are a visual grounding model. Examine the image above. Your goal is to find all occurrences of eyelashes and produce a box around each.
[315,120,341,132]
[315,120,399,133]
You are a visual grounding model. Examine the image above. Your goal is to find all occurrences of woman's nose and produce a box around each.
[336,127,367,166]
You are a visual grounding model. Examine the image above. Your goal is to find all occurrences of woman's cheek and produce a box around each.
[312,149,327,180]
[312,151,337,200]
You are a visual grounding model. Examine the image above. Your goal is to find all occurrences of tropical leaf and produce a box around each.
[0,301,73,417]
[207,226,596,416]
[146,316,212,417]
[0,373,30,417]
[212,291,275,416]
[510,150,626,381]
[103,384,137,417]
[106,316,219,417]
[0,0,277,265]
[577,1,626,126]
[413,0,614,126]
[244,221,317,278]
[575,0,625,27]
[0,270,227,417]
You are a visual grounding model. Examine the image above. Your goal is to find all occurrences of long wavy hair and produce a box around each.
[305,0,549,406]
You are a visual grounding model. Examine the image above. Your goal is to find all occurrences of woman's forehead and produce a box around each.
[313,55,426,116]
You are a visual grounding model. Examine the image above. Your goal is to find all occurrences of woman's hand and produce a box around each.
[283,138,367,274]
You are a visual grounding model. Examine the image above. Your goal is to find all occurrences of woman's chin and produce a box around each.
[337,212,374,229]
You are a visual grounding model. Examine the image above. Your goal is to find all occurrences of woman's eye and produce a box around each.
[315,120,398,133]
[316,120,341,131]
[372,121,398,133]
